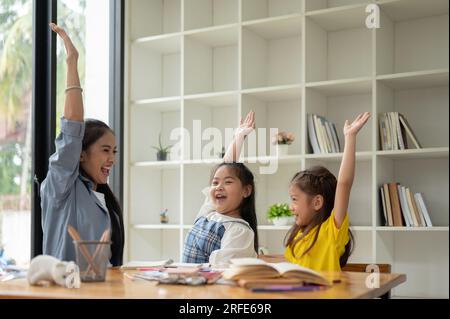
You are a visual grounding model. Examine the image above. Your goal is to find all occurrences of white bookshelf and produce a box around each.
[124,0,449,298]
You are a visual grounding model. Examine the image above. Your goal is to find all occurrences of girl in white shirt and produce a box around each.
[182,112,258,266]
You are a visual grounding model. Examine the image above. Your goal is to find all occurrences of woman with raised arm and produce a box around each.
[40,23,124,265]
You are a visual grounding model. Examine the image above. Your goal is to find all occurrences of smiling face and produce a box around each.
[80,130,117,189]
[288,184,324,227]
[209,165,252,218]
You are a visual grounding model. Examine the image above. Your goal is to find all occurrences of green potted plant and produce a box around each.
[267,203,294,226]
[152,133,173,161]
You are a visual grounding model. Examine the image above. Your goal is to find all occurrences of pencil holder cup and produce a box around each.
[73,240,111,282]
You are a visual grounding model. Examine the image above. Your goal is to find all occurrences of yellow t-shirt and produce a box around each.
[284,210,350,272]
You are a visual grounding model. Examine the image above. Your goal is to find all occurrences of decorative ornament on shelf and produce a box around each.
[160,208,169,224]
[272,131,295,156]
[267,203,295,226]
[152,133,173,161]
[217,146,226,159]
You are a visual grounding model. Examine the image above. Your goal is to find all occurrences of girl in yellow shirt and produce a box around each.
[284,112,371,272]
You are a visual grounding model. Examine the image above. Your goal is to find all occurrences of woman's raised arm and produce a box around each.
[50,23,83,122]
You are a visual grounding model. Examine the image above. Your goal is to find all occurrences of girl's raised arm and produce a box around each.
[333,112,370,228]
[223,111,255,162]
[50,23,83,122]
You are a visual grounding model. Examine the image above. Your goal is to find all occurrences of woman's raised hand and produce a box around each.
[49,22,78,62]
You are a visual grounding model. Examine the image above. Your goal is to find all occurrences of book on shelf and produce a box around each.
[406,188,423,227]
[307,114,320,154]
[380,186,388,226]
[331,122,341,152]
[382,184,394,226]
[389,113,399,150]
[414,193,433,227]
[407,188,425,227]
[398,185,413,227]
[398,114,422,149]
[378,112,421,151]
[388,183,405,226]
[313,114,326,153]
[222,258,331,287]
[380,183,433,227]
[307,114,341,154]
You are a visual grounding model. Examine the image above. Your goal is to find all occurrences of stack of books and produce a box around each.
[307,114,340,154]
[378,112,422,151]
[380,183,432,227]
[222,258,331,290]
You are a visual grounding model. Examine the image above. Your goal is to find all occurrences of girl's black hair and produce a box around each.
[80,119,124,266]
[211,162,259,253]
[284,166,354,268]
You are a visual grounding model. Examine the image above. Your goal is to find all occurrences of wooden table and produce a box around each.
[0,269,405,299]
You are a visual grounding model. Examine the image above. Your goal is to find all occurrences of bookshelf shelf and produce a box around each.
[129,0,181,39]
[185,26,238,95]
[184,0,238,31]
[242,14,303,39]
[242,0,303,22]
[377,0,448,22]
[376,226,449,232]
[306,77,372,96]
[305,11,372,82]
[305,3,369,31]
[376,69,449,90]
[242,84,302,101]
[305,0,369,13]
[131,161,182,169]
[242,19,302,89]
[257,225,373,231]
[305,151,372,161]
[132,97,181,110]
[376,148,449,160]
[376,1,448,75]
[124,0,449,298]
[184,91,238,104]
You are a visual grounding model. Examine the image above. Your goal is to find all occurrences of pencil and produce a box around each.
[251,285,326,292]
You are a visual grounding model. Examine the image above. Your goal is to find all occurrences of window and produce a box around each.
[0,0,33,267]
[56,0,110,134]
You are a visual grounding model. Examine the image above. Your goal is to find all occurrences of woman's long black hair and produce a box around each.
[81,119,124,266]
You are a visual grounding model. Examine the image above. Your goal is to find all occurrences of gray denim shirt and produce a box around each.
[40,117,111,262]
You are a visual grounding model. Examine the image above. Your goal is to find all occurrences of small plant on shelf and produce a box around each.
[160,208,169,224]
[267,203,294,226]
[272,131,295,156]
[152,133,173,161]
[272,131,295,145]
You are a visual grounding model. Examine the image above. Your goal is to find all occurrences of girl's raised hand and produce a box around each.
[235,111,255,138]
[49,23,78,62]
[343,112,370,137]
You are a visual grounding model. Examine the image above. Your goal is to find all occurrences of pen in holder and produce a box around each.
[68,225,111,282]
[84,229,110,275]
[67,225,100,276]
[73,240,111,282]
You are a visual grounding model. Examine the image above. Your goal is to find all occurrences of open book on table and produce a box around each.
[222,258,331,287]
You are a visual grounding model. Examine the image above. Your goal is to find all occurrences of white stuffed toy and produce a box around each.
[27,255,80,288]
